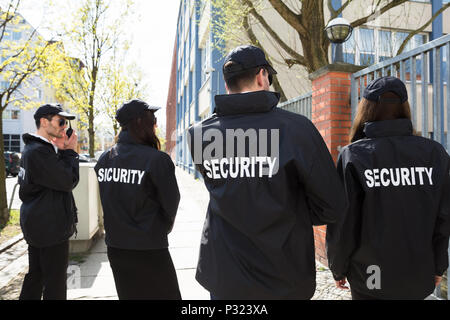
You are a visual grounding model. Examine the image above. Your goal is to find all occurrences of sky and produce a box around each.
[11,0,181,134]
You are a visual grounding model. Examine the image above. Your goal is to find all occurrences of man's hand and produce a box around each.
[52,131,78,151]
[335,278,349,290]
[435,275,442,287]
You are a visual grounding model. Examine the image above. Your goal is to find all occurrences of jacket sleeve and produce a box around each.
[296,123,347,225]
[149,153,181,234]
[433,154,450,276]
[326,150,363,280]
[29,147,79,192]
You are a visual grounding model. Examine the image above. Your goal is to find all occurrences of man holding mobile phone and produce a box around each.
[18,103,79,300]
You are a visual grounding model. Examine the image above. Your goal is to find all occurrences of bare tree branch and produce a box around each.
[329,0,354,21]
[243,0,307,67]
[350,0,409,28]
[396,2,450,55]
[267,0,308,36]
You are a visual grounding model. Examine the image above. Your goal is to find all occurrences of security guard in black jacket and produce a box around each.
[326,76,450,300]
[95,99,181,300]
[188,45,347,300]
[18,104,79,300]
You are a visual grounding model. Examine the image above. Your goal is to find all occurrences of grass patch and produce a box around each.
[69,254,87,264]
[7,209,20,226]
[0,210,22,247]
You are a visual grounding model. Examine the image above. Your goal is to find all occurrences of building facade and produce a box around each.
[170,0,227,174]
[167,0,450,173]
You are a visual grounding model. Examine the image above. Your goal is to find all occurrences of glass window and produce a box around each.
[443,45,448,84]
[201,47,206,84]
[359,28,375,65]
[201,41,211,85]
[2,110,20,120]
[3,134,21,152]
[379,30,392,62]
[189,70,193,104]
[12,31,21,40]
[1,81,9,90]
[394,31,411,54]
[190,17,195,46]
[342,31,355,64]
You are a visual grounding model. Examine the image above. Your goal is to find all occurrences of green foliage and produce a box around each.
[210,0,264,56]
[43,0,134,157]
[99,44,149,136]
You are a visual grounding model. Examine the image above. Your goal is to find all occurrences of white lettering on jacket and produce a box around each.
[364,167,433,188]
[203,157,278,179]
[97,168,146,185]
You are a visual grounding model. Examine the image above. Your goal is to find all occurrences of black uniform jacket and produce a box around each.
[188,91,347,299]
[326,119,450,299]
[19,133,79,248]
[94,130,180,250]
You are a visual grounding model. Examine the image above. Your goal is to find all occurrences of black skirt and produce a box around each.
[107,246,181,300]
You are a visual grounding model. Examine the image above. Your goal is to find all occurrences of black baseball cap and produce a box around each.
[116,99,160,127]
[34,103,76,120]
[363,76,408,104]
[223,45,277,82]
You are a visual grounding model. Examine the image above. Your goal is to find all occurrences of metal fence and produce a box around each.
[351,33,450,300]
[278,92,312,119]
[351,33,450,149]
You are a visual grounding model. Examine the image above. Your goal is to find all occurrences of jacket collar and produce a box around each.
[214,90,280,116]
[23,133,53,147]
[363,119,413,138]
[22,133,59,153]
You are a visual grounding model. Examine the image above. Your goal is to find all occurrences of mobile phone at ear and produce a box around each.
[66,122,73,138]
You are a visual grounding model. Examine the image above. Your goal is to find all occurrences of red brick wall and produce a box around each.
[165,38,178,160]
[311,70,353,266]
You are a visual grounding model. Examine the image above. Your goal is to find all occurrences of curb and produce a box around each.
[0,233,24,254]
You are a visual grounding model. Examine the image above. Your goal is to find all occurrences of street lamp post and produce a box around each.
[325,17,353,63]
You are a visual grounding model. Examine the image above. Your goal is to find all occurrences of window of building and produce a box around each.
[379,30,392,62]
[443,45,448,84]
[359,28,375,66]
[201,41,211,85]
[2,109,20,120]
[190,17,196,47]
[3,134,21,152]
[189,70,194,105]
[342,28,427,70]
[13,31,21,40]
[1,81,9,91]
[343,31,355,64]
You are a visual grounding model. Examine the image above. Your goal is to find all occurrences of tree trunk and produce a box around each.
[88,105,95,158]
[299,0,330,73]
[0,112,10,226]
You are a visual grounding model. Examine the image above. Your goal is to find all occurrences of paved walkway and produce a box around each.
[0,167,351,300]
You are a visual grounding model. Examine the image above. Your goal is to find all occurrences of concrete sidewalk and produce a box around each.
[0,167,351,300]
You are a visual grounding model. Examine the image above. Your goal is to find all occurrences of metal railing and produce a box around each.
[351,33,450,300]
[351,34,450,149]
[278,92,312,120]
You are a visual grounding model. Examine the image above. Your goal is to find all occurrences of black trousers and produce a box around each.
[19,241,69,300]
[107,246,181,300]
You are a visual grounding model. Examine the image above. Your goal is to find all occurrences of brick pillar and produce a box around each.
[309,63,363,266]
